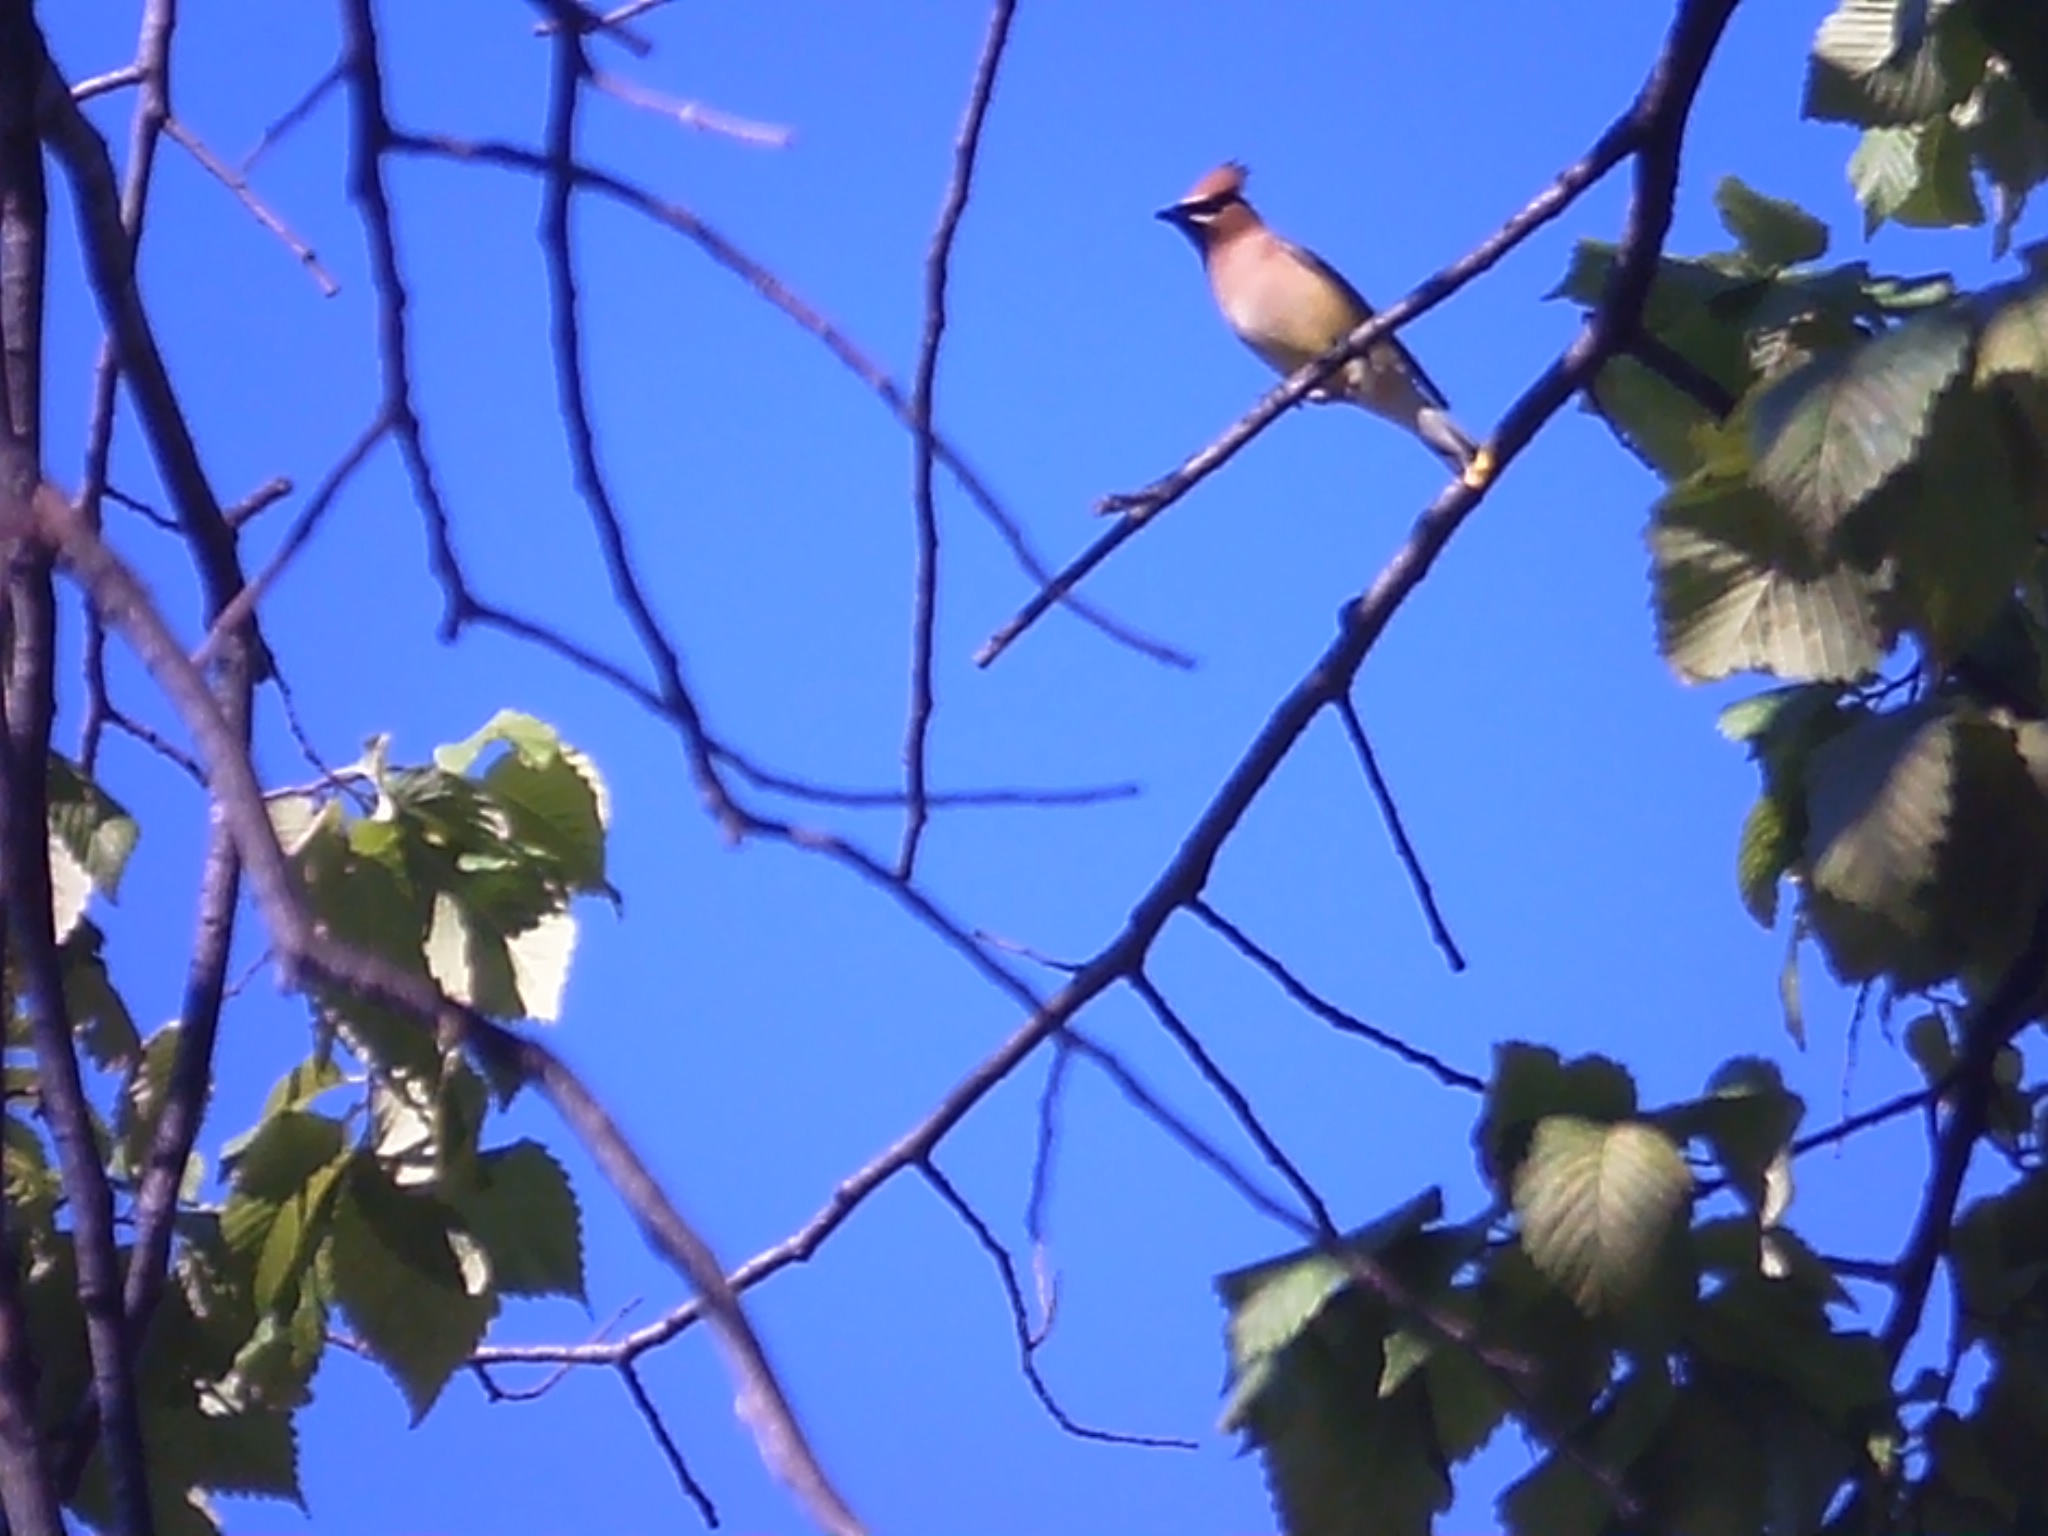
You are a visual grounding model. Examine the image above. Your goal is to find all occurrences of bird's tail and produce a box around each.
[1413,406,1479,473]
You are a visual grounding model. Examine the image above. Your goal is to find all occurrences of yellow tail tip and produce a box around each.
[1461,446,1496,490]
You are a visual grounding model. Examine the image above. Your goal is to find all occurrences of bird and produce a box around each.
[1155,162,1485,481]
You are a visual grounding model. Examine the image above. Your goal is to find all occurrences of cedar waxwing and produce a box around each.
[1156,162,1482,478]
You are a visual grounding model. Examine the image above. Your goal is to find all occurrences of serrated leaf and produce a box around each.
[1976,272,2048,464]
[1805,0,1984,127]
[1751,309,1974,543]
[1475,1045,1638,1192]
[452,1140,586,1301]
[484,751,610,896]
[328,1161,496,1423]
[1232,1300,1451,1536]
[1804,702,2048,986]
[1512,1117,1693,1318]
[1650,473,1889,684]
[46,752,139,901]
[1715,177,1831,271]
[1855,386,2035,664]
[219,1111,350,1315]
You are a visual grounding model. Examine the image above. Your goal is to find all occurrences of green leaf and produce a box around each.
[1975,272,2048,464]
[1236,1300,1451,1536]
[1689,1273,1891,1423]
[1737,793,1795,927]
[1474,1045,1637,1191]
[1851,118,1988,234]
[1684,1058,1806,1216]
[1714,177,1831,271]
[1500,1367,1675,1536]
[46,752,140,900]
[1512,1117,1693,1317]
[484,749,611,897]
[219,1111,350,1315]
[1650,474,1889,683]
[1854,386,2035,664]
[1964,64,2048,255]
[1217,1191,1444,1431]
[1751,308,1974,544]
[451,1140,586,1302]
[328,1159,497,1423]
[1805,702,2048,986]
[62,922,141,1069]
[1805,0,1988,127]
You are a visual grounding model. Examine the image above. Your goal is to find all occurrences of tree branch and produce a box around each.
[900,0,1017,879]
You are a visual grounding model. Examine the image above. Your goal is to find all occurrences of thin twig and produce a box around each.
[1189,901,1485,1092]
[37,25,274,678]
[533,0,660,53]
[590,69,790,148]
[163,116,339,294]
[192,413,389,667]
[617,1360,719,1526]
[1128,973,1337,1235]
[920,1159,1194,1448]
[899,0,1017,880]
[241,60,343,174]
[70,64,144,104]
[388,128,1193,672]
[1334,694,1466,971]
[73,0,176,777]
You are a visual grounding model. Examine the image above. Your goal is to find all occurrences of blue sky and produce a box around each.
[36,3,2024,1534]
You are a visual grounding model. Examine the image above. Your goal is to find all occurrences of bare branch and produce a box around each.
[590,69,790,148]
[899,0,1017,880]
[919,1159,1195,1448]
[0,8,151,1518]
[617,1360,720,1527]
[388,128,1194,671]
[1128,973,1337,1234]
[1333,694,1466,972]
[192,412,389,668]
[163,116,339,294]
[1189,900,1485,1092]
[37,19,272,678]
[532,0,659,54]
[241,60,342,174]
[338,0,468,643]
[70,63,144,104]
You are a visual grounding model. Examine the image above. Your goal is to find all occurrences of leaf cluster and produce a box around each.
[4,711,609,1535]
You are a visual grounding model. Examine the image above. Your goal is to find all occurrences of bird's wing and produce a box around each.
[1279,236,1455,411]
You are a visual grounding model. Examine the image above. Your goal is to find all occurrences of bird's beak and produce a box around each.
[1154,204,1189,227]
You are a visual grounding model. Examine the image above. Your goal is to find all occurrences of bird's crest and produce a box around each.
[1180,161,1248,206]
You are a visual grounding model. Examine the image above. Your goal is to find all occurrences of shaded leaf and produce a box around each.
[1805,0,1987,127]
[451,1140,586,1302]
[1751,308,1974,543]
[328,1159,497,1423]
[1512,1117,1693,1318]
[1715,177,1831,271]
[1650,473,1889,683]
